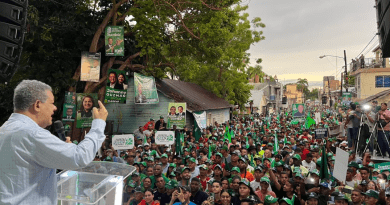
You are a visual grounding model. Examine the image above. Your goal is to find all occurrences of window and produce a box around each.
[375,76,390,87]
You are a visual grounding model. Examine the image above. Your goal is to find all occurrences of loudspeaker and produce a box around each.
[376,0,390,57]
[0,0,28,84]
[282,96,287,104]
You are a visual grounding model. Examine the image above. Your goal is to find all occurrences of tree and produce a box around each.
[0,0,265,124]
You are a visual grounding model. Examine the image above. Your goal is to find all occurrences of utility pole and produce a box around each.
[344,50,348,93]
[340,73,343,97]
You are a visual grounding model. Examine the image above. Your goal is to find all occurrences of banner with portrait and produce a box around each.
[76,93,99,128]
[104,69,128,103]
[62,92,76,122]
[167,102,186,129]
[292,103,305,118]
[341,92,352,107]
[134,72,159,104]
[105,26,124,56]
[80,52,101,82]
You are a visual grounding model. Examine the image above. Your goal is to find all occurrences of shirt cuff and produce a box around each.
[92,119,106,128]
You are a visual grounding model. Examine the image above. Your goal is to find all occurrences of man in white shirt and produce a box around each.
[301,153,316,172]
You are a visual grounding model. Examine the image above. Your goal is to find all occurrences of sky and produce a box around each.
[245,0,379,85]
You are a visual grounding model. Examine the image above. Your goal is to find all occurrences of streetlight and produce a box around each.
[319,55,344,81]
[320,50,349,97]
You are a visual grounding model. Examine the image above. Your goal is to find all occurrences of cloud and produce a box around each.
[245,0,379,82]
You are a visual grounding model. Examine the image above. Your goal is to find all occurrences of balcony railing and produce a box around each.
[350,57,387,72]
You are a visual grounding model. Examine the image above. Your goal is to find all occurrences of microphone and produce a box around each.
[53,120,66,141]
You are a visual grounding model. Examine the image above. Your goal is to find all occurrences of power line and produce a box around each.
[355,34,377,59]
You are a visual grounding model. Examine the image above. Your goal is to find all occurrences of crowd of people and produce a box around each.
[94,102,390,205]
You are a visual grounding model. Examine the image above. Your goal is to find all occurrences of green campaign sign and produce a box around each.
[155,131,175,145]
[292,104,305,118]
[62,92,76,122]
[167,102,186,129]
[134,72,159,104]
[112,134,134,150]
[342,92,352,107]
[105,26,124,56]
[104,69,128,103]
[76,93,98,128]
[374,162,390,172]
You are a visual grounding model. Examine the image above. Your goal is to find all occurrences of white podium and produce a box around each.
[57,162,135,205]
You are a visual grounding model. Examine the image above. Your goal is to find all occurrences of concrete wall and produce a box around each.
[356,69,390,99]
[206,108,230,126]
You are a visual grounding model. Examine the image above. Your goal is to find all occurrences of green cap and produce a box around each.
[292,154,301,161]
[267,142,274,146]
[348,162,359,169]
[260,177,270,184]
[239,178,250,187]
[147,157,154,162]
[327,152,333,157]
[215,152,223,158]
[181,167,190,173]
[275,161,284,167]
[188,157,196,163]
[199,164,208,170]
[264,195,278,204]
[222,145,228,151]
[231,167,240,173]
[363,190,379,199]
[368,162,374,167]
[169,163,177,168]
[160,116,164,119]
[141,161,147,167]
[310,169,320,176]
[286,141,292,145]
[161,153,168,158]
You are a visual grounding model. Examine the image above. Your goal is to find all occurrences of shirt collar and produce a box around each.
[9,113,40,128]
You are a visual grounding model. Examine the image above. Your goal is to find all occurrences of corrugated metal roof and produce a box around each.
[359,89,390,104]
[156,79,232,112]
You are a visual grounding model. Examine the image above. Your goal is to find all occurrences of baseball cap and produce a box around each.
[188,157,196,163]
[199,164,208,170]
[179,186,191,192]
[238,157,246,163]
[264,195,278,204]
[260,177,270,184]
[215,152,223,158]
[348,162,359,169]
[169,163,177,168]
[140,161,147,167]
[231,167,240,173]
[292,154,301,161]
[239,178,251,187]
[232,150,241,156]
[307,192,318,200]
[310,169,320,176]
[181,167,190,173]
[161,153,168,158]
[134,186,143,193]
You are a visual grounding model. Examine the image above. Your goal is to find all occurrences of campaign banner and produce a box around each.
[104,69,128,103]
[80,52,101,82]
[341,92,352,107]
[134,72,159,104]
[62,92,76,122]
[112,134,134,150]
[314,128,328,139]
[292,104,305,118]
[167,102,186,129]
[105,26,124,56]
[193,111,207,129]
[333,148,349,183]
[76,93,98,128]
[155,131,175,145]
[374,162,390,172]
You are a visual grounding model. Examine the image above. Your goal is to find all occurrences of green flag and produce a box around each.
[290,119,299,125]
[273,134,279,154]
[284,135,287,146]
[319,145,330,180]
[305,112,316,129]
